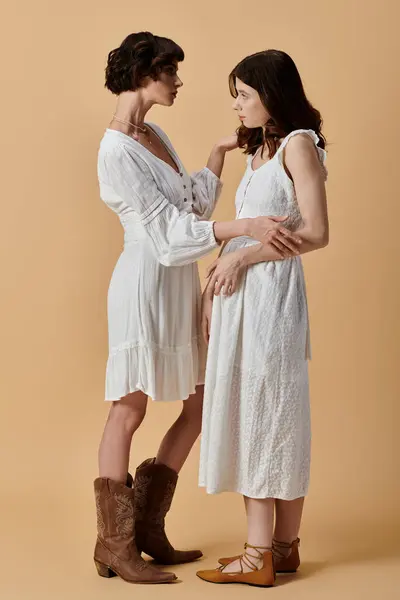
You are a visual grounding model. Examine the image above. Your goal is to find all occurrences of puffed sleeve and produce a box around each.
[190,168,223,219]
[98,143,219,267]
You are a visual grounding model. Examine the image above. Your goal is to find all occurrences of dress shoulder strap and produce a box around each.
[277,129,327,179]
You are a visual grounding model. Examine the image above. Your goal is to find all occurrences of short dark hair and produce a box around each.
[229,50,326,157]
[105,31,184,95]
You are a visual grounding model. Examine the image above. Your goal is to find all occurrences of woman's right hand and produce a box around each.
[248,216,302,257]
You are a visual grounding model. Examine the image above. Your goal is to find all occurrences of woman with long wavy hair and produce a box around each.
[197,49,329,587]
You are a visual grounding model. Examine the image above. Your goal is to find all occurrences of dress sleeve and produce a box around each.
[190,168,223,219]
[99,144,218,267]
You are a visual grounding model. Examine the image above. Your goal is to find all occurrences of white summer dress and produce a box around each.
[97,124,222,402]
[199,129,327,500]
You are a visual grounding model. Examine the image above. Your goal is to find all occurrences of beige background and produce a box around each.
[1,0,399,598]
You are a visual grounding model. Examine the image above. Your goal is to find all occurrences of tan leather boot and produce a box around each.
[134,458,203,565]
[93,477,177,584]
[218,538,300,573]
[197,545,275,587]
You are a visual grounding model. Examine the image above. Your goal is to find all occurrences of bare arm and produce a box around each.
[205,134,239,178]
[213,218,251,242]
[206,145,227,179]
[235,242,291,268]
[284,133,329,251]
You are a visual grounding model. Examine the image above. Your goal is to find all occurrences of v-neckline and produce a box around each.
[145,124,181,174]
[250,145,275,173]
[106,126,182,176]
[249,137,286,172]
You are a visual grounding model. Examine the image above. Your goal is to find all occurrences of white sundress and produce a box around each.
[97,123,222,402]
[199,129,327,500]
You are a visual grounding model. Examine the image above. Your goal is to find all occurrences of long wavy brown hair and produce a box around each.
[229,50,326,158]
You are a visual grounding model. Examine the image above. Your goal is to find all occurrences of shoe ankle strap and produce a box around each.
[273,537,299,547]
[219,543,272,574]
[244,543,272,571]
[272,538,298,560]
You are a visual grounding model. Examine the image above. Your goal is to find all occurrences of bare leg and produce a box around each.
[156,385,204,473]
[98,391,148,481]
[274,497,304,542]
[223,496,275,573]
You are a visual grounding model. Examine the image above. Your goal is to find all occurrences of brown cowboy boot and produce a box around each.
[134,458,203,565]
[93,477,177,584]
[197,544,275,587]
[218,537,301,573]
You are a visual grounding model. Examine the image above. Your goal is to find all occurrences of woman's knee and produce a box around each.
[108,391,148,434]
[181,391,204,429]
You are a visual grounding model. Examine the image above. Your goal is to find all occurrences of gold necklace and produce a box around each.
[112,115,147,133]
[112,115,154,145]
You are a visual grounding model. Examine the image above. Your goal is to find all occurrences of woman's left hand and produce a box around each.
[206,251,246,296]
[216,133,239,153]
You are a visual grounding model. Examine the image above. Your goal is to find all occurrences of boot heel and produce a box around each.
[94,560,116,578]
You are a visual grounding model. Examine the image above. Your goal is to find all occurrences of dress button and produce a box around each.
[180,172,184,177]
[183,185,187,189]
[184,198,187,202]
